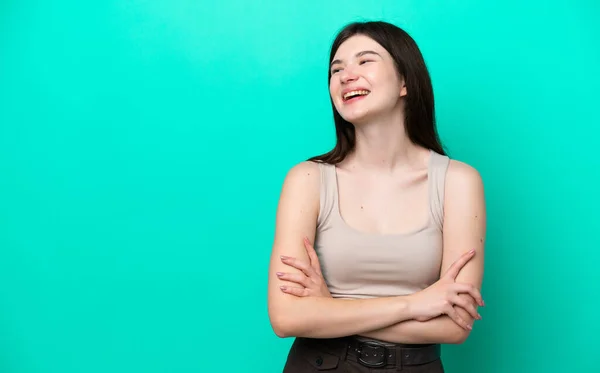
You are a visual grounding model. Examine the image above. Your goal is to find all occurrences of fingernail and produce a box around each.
[280,286,286,290]
[477,313,482,320]
[469,249,475,254]
[276,272,283,276]
[467,324,473,330]
[482,300,486,306]
[280,255,290,260]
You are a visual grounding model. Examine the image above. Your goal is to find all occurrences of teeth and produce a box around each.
[343,90,370,100]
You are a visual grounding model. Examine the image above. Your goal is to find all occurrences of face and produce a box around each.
[329,34,407,124]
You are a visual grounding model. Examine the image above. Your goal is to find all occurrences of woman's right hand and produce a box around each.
[407,249,484,330]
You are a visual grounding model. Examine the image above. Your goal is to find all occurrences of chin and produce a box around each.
[339,109,372,125]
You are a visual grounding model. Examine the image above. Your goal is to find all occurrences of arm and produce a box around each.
[267,162,415,338]
[360,160,486,344]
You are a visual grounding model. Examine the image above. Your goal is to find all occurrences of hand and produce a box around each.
[408,249,484,330]
[277,237,332,298]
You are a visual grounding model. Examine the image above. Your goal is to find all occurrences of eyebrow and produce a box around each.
[330,50,381,69]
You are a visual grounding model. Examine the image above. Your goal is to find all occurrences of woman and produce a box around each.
[267,21,486,373]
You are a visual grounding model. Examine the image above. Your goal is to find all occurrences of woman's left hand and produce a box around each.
[278,237,332,298]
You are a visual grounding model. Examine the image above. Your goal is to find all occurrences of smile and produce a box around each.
[343,90,370,102]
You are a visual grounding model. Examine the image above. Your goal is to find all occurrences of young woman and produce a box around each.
[267,21,486,373]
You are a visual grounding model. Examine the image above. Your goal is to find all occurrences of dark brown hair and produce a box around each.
[309,21,446,164]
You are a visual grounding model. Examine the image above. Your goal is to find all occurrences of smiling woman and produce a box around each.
[267,21,486,373]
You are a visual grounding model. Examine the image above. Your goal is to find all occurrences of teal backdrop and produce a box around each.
[1,1,598,372]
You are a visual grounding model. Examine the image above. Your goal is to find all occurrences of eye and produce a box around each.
[331,68,342,74]
[359,59,373,65]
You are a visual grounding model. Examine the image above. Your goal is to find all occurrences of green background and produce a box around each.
[1,1,598,372]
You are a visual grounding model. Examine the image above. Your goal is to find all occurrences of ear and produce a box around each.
[399,79,407,97]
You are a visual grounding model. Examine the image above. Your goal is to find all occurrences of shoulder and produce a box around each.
[439,160,487,249]
[285,160,321,178]
[445,159,484,195]
[281,161,321,188]
[277,161,321,209]
[444,160,486,230]
[272,161,322,251]
[442,159,485,218]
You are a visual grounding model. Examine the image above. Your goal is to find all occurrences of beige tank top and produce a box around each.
[314,150,450,300]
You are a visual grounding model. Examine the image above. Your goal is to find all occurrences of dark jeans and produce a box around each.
[283,337,444,373]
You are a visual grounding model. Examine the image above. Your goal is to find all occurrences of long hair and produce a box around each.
[309,21,446,164]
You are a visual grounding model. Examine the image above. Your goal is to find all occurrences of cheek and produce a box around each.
[368,67,398,91]
[329,81,341,105]
[383,72,403,95]
[329,78,338,94]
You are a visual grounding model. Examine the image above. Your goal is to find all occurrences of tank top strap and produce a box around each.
[315,161,338,230]
[428,151,451,231]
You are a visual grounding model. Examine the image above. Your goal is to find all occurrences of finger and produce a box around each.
[276,272,309,287]
[443,249,476,280]
[279,286,308,297]
[446,305,472,330]
[452,283,484,307]
[280,255,315,277]
[303,237,322,275]
[450,295,481,320]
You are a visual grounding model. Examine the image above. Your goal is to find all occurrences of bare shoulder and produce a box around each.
[441,159,486,263]
[275,160,322,228]
[283,160,321,185]
[442,159,486,226]
[279,161,321,202]
[445,159,484,197]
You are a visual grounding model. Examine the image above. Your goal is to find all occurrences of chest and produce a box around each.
[314,226,443,297]
[336,168,430,235]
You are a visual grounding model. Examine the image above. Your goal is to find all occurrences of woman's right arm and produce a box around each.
[267,161,415,338]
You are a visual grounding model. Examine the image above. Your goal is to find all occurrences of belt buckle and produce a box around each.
[357,341,387,368]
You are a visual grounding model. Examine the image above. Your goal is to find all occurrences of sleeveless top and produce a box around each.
[313,150,450,300]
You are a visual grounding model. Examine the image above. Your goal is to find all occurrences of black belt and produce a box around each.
[345,337,441,368]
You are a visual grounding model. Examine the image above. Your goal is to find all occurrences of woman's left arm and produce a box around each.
[361,160,486,344]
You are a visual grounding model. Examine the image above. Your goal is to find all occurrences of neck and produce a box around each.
[345,110,425,172]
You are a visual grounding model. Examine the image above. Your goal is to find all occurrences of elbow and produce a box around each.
[447,328,471,344]
[271,318,292,338]
[269,313,300,339]
[268,295,315,338]
[268,297,301,338]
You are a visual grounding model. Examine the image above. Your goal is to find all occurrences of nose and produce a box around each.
[340,66,358,84]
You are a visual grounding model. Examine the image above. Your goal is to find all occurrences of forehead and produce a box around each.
[332,34,387,60]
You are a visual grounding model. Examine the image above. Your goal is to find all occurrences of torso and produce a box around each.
[313,149,450,299]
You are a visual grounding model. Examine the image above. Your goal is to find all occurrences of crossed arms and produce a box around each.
[267,160,486,344]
